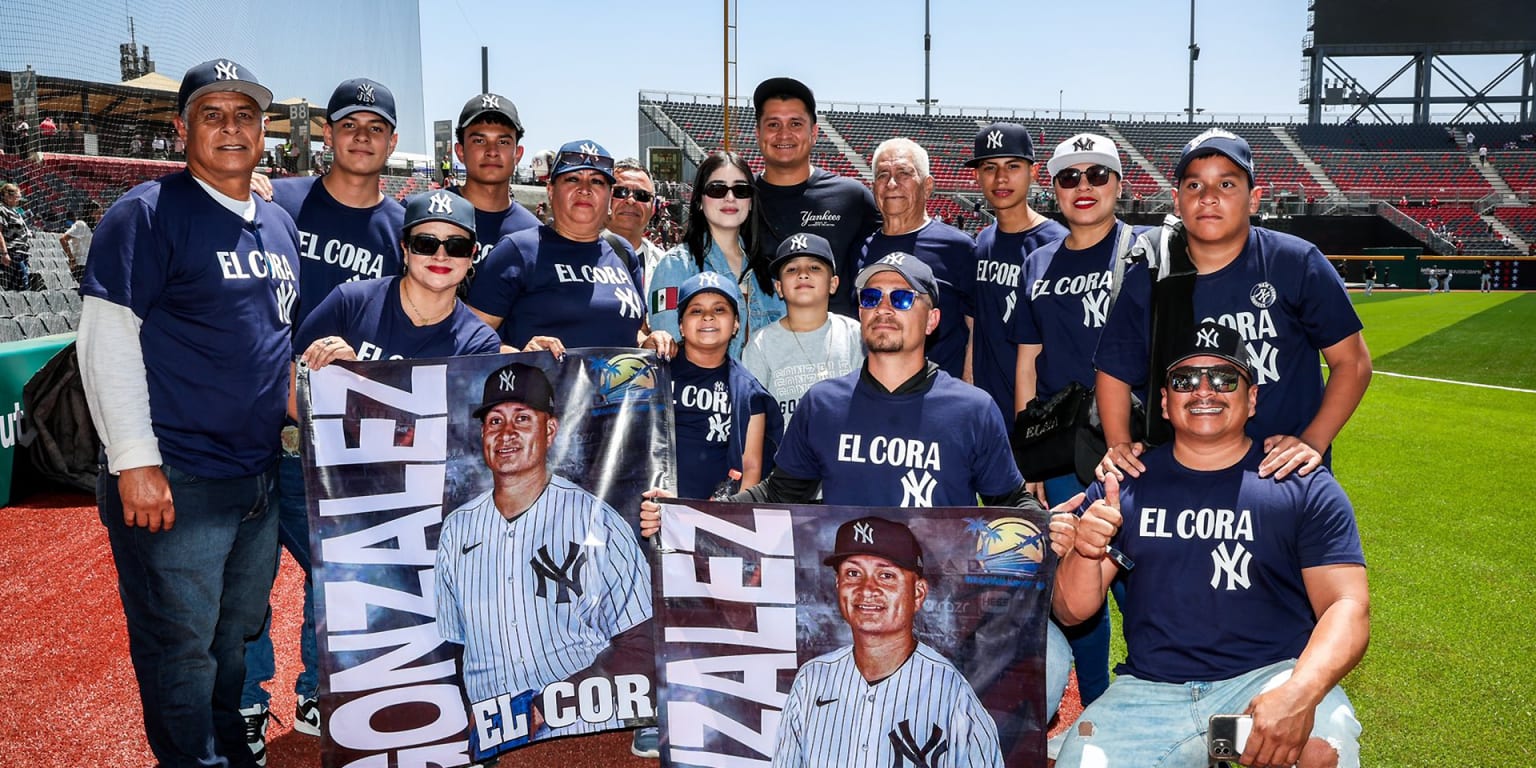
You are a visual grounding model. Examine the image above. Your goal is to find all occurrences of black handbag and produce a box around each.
[1011,381,1092,481]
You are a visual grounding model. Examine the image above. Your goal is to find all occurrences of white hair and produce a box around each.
[871,137,931,179]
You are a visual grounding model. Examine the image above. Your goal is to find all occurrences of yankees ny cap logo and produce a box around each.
[789,234,809,251]
[578,142,601,161]
[214,61,240,81]
[1187,127,1240,150]
[1072,136,1095,151]
[481,94,500,109]
[356,83,376,104]
[853,522,874,545]
[428,192,453,215]
[986,130,1004,149]
[498,369,516,392]
[1196,327,1221,348]
[879,253,907,267]
[698,272,722,288]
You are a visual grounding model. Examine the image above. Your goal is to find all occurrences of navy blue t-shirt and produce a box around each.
[971,219,1069,420]
[860,220,977,379]
[1011,221,1147,400]
[670,355,775,499]
[1084,442,1365,683]
[80,170,299,478]
[466,225,646,349]
[271,176,404,329]
[473,200,542,263]
[294,276,501,361]
[775,369,1022,507]
[1094,226,1363,444]
[755,167,879,315]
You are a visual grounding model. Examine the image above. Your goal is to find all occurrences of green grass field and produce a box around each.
[1104,290,1536,766]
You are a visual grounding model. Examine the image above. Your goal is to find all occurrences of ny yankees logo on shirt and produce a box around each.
[531,542,588,603]
[1137,505,1256,592]
[888,720,949,768]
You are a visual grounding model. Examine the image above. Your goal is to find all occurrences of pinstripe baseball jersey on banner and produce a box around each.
[773,642,1001,768]
[435,474,652,736]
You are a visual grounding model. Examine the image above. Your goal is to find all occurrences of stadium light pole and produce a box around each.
[923,0,932,116]
[1186,0,1199,124]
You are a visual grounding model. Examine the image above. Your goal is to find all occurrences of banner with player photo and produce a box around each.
[654,500,1055,768]
[299,348,674,766]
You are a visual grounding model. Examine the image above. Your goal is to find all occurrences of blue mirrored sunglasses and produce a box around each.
[858,287,918,310]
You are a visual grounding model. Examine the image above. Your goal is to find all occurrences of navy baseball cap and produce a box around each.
[177,59,272,115]
[855,251,940,304]
[327,78,396,127]
[966,122,1035,167]
[1173,128,1255,183]
[457,92,524,137]
[824,516,925,576]
[551,139,616,183]
[770,232,836,276]
[677,271,741,316]
[403,190,476,238]
[752,77,817,121]
[473,362,556,419]
[1168,320,1255,383]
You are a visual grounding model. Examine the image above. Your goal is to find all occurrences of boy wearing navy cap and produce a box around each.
[454,92,540,257]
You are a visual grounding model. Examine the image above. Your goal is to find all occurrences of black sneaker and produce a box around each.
[294,695,321,737]
[239,704,269,767]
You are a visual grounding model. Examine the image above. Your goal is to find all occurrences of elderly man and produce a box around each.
[859,138,976,380]
[435,362,654,749]
[607,157,666,291]
[751,77,879,315]
[1052,322,1369,767]
[79,58,299,768]
[774,516,1001,768]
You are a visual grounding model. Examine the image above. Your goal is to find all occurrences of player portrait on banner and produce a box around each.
[653,500,1055,768]
[299,348,672,766]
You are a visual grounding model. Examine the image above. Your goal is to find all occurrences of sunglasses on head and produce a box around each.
[858,287,919,311]
[1167,364,1246,393]
[406,233,476,259]
[1053,164,1115,189]
[554,150,615,175]
[702,181,754,200]
[612,186,655,204]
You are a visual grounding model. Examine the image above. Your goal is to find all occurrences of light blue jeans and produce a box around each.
[1055,659,1361,767]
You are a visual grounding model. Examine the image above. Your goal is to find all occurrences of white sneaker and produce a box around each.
[294,694,322,737]
[240,703,269,767]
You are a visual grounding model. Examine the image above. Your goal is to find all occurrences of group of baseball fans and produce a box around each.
[79,57,1375,768]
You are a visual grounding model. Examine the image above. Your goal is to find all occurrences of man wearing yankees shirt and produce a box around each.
[1051,321,1368,768]
[453,92,541,260]
[435,362,655,747]
[773,516,1001,768]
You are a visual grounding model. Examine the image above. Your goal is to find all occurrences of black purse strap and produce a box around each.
[1145,220,1197,447]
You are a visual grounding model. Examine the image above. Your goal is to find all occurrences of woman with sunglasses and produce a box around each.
[649,151,785,359]
[289,189,500,414]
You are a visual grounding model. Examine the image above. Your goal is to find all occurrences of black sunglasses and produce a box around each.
[1053,164,1116,189]
[1167,364,1246,393]
[858,287,918,311]
[702,182,754,200]
[612,186,655,204]
[406,233,476,259]
[554,150,615,175]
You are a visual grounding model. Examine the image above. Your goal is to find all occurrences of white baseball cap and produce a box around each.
[1046,133,1123,178]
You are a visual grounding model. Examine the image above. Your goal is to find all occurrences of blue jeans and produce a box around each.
[1055,659,1361,767]
[241,452,318,707]
[99,464,280,768]
[1045,472,1111,707]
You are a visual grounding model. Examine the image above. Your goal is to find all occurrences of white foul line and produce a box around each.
[1371,369,1536,394]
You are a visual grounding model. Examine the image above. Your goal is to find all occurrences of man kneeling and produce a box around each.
[1050,321,1369,768]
